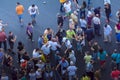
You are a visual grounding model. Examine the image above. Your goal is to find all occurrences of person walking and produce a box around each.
[16,2,24,24]
[28,4,39,24]
[26,23,34,42]
[0,19,7,32]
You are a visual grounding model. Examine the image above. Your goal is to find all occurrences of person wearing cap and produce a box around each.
[92,14,101,36]
[67,61,78,80]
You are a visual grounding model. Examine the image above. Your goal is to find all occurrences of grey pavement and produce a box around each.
[0,0,120,80]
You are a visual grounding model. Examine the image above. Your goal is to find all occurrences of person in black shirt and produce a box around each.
[22,52,30,61]
[17,41,24,63]
[94,7,101,17]
[8,31,16,54]
[104,3,111,22]
[57,13,64,28]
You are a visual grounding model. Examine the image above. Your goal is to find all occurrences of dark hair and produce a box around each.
[99,48,103,54]
[17,2,20,5]
[28,23,32,26]
[18,41,22,45]
[82,1,87,8]
[32,4,35,7]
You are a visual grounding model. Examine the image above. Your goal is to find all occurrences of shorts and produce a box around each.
[100,60,106,66]
[66,11,72,17]
[31,14,36,19]
[18,14,23,20]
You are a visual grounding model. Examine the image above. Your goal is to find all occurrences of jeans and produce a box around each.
[94,24,101,35]
[0,41,7,51]
[60,3,64,12]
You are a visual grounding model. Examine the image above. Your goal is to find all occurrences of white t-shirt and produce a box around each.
[79,19,87,28]
[65,40,72,49]
[48,41,61,51]
[64,1,72,13]
[92,16,100,24]
[69,50,76,63]
[28,5,38,15]
[0,23,3,31]
[67,65,77,76]
[32,49,41,58]
[104,24,112,35]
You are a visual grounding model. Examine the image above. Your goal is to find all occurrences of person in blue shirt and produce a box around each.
[111,49,118,70]
[38,35,44,49]
[98,48,108,69]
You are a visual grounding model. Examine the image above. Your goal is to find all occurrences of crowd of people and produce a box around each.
[0,0,120,80]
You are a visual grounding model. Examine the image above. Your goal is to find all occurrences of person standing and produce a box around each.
[115,21,120,43]
[8,31,17,54]
[16,2,24,23]
[26,23,34,42]
[92,14,101,36]
[98,48,108,69]
[104,3,111,22]
[0,30,7,51]
[0,19,7,32]
[103,23,112,43]
[28,4,39,24]
[91,41,100,61]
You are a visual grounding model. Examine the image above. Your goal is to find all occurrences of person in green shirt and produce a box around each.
[66,29,76,40]
[84,51,92,64]
[81,74,90,80]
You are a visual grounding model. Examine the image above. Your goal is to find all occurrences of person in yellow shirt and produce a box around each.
[59,0,66,12]
[16,2,24,23]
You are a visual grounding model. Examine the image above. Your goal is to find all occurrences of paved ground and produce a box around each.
[0,0,120,80]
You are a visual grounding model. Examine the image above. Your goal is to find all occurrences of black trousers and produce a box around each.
[0,41,7,51]
[28,33,33,41]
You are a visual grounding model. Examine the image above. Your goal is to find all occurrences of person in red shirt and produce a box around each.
[111,67,120,80]
[0,30,7,51]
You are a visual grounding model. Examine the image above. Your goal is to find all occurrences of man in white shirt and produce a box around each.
[41,43,51,56]
[28,4,39,24]
[103,24,112,42]
[64,0,72,17]
[0,19,7,32]
[92,14,101,36]
[79,17,87,31]
[67,61,77,80]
